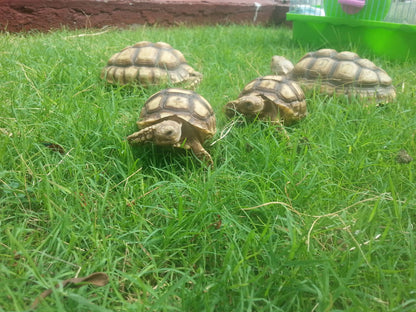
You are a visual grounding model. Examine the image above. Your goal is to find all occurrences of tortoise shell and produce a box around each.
[101,41,202,87]
[291,49,396,101]
[138,88,216,143]
[227,75,307,124]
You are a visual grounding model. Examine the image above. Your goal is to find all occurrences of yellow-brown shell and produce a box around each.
[138,88,216,141]
[292,49,396,101]
[237,75,307,123]
[101,41,202,87]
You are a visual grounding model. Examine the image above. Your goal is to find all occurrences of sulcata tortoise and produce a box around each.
[271,49,396,102]
[225,75,307,125]
[127,88,216,165]
[101,41,202,88]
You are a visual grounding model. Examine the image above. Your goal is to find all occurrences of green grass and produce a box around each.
[1,24,415,311]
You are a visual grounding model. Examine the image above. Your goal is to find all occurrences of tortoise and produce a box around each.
[225,75,307,125]
[101,41,202,88]
[127,88,216,165]
[271,49,396,102]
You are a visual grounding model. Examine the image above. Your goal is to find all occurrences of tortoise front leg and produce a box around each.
[127,127,155,144]
[187,138,213,167]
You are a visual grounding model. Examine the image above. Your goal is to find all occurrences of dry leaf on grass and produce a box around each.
[30,272,109,310]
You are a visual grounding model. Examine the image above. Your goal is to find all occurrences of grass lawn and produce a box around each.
[0,24,415,311]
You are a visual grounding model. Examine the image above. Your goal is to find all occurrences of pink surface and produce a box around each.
[338,0,365,7]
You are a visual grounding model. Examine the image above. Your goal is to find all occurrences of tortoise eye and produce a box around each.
[245,102,253,109]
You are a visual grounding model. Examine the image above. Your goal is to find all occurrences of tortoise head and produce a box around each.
[270,55,294,76]
[154,120,182,145]
[127,120,182,146]
[225,95,265,119]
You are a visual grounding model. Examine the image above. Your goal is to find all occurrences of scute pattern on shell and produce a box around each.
[138,88,216,140]
[239,75,307,121]
[101,41,202,86]
[292,49,396,101]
